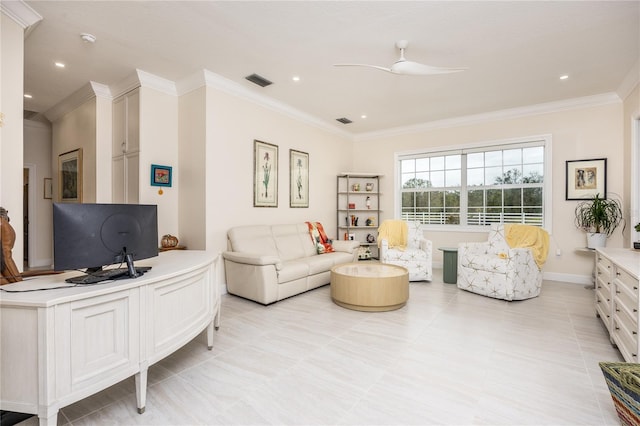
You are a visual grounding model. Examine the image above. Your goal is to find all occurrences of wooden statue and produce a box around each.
[1,207,22,285]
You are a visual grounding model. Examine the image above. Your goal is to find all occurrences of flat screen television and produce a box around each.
[53,203,159,284]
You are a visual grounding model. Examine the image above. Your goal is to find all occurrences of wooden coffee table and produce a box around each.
[330,262,409,312]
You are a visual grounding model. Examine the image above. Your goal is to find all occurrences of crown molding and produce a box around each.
[110,69,178,99]
[1,0,42,34]
[355,92,622,141]
[617,59,639,101]
[176,69,352,139]
[44,81,111,122]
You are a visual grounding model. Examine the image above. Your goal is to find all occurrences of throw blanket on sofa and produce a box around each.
[306,222,334,254]
[377,220,408,250]
[504,224,549,269]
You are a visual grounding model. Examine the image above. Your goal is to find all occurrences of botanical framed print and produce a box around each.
[289,149,309,208]
[58,148,82,203]
[566,158,606,200]
[150,164,173,187]
[254,140,278,207]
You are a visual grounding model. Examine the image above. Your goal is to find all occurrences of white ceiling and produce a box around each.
[19,1,640,136]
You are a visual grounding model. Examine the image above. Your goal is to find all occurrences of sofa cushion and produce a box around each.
[302,254,335,275]
[228,225,279,256]
[277,260,310,283]
[273,223,317,261]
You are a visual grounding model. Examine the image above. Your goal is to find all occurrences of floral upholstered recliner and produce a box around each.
[457,224,549,301]
[379,220,433,281]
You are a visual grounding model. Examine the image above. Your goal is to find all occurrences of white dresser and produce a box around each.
[0,250,220,426]
[595,247,640,362]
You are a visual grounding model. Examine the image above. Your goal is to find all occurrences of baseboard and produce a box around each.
[28,258,52,269]
[543,272,592,285]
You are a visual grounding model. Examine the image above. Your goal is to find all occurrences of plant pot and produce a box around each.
[587,233,607,249]
[634,241,640,250]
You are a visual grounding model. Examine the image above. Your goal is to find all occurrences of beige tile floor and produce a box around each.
[19,272,623,425]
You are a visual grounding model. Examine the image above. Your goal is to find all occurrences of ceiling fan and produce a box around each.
[334,40,466,76]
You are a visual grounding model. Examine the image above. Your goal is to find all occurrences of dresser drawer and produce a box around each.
[596,275,611,298]
[613,316,639,362]
[615,268,639,294]
[614,281,638,320]
[597,253,613,271]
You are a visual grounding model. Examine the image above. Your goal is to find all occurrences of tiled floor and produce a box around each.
[20,273,623,425]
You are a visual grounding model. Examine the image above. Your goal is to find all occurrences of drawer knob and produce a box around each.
[616,308,620,312]
[617,272,621,276]
[616,290,621,294]
[633,331,637,335]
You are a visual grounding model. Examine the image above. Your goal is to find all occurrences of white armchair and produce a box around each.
[379,220,433,281]
[457,224,549,301]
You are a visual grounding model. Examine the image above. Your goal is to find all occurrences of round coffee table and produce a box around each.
[330,262,409,312]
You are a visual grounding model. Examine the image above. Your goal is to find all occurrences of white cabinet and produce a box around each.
[595,248,640,362]
[112,89,140,203]
[0,251,220,426]
[337,174,382,260]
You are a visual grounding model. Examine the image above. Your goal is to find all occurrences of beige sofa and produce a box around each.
[223,223,360,304]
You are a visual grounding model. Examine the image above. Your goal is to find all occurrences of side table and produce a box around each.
[438,247,458,284]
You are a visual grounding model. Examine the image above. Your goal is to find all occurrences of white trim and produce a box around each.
[0,0,42,32]
[617,61,640,102]
[44,81,112,122]
[543,272,592,286]
[356,93,621,141]
[631,115,640,244]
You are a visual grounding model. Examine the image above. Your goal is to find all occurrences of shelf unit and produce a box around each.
[337,173,382,260]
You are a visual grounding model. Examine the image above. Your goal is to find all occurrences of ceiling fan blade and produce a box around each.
[333,63,393,73]
[390,60,467,76]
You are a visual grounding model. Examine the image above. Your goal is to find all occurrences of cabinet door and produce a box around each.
[112,156,125,203]
[112,96,126,156]
[125,152,140,204]
[126,90,140,153]
[56,290,140,397]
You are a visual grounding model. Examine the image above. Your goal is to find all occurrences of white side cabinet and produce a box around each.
[0,250,220,426]
[595,248,640,362]
[112,89,140,203]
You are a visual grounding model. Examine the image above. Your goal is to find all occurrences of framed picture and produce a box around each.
[289,149,309,208]
[59,149,82,203]
[566,158,607,200]
[43,178,52,199]
[254,140,278,207]
[151,164,172,187]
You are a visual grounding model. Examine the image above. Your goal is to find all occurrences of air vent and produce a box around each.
[245,73,273,87]
[336,117,352,124]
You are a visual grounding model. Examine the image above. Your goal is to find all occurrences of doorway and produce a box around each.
[23,164,36,269]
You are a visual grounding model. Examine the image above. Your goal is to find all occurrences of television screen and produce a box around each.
[53,203,158,283]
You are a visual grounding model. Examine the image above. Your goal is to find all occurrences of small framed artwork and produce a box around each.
[254,140,278,207]
[348,233,355,241]
[566,158,607,200]
[151,164,172,187]
[289,149,309,208]
[43,178,52,199]
[59,148,82,203]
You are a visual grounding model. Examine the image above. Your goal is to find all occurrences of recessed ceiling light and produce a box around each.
[24,94,33,99]
[292,76,300,82]
[560,75,569,80]
[361,114,367,119]
[55,62,65,68]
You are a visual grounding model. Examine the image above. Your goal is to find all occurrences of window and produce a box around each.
[398,136,551,230]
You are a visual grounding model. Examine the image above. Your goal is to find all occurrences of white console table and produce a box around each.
[595,248,640,362]
[0,250,220,426]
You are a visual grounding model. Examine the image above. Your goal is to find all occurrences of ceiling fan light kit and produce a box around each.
[334,40,466,76]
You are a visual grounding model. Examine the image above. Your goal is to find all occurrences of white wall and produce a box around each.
[352,101,625,283]
[138,86,179,240]
[623,84,639,247]
[52,99,97,203]
[1,13,25,270]
[24,120,53,267]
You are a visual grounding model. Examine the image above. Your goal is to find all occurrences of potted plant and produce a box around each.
[634,222,640,250]
[574,193,624,249]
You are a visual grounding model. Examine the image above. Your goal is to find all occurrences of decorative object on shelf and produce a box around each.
[59,148,83,203]
[254,140,278,207]
[348,203,356,209]
[366,216,376,226]
[161,234,179,248]
[574,193,624,248]
[289,149,309,208]
[357,246,372,260]
[352,183,360,191]
[366,196,371,209]
[150,164,173,187]
[348,233,355,241]
[351,215,360,226]
[366,233,375,243]
[366,183,374,192]
[634,222,640,250]
[566,158,606,200]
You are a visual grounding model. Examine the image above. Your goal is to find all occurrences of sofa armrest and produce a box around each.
[331,240,360,254]
[458,242,489,256]
[222,251,282,270]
